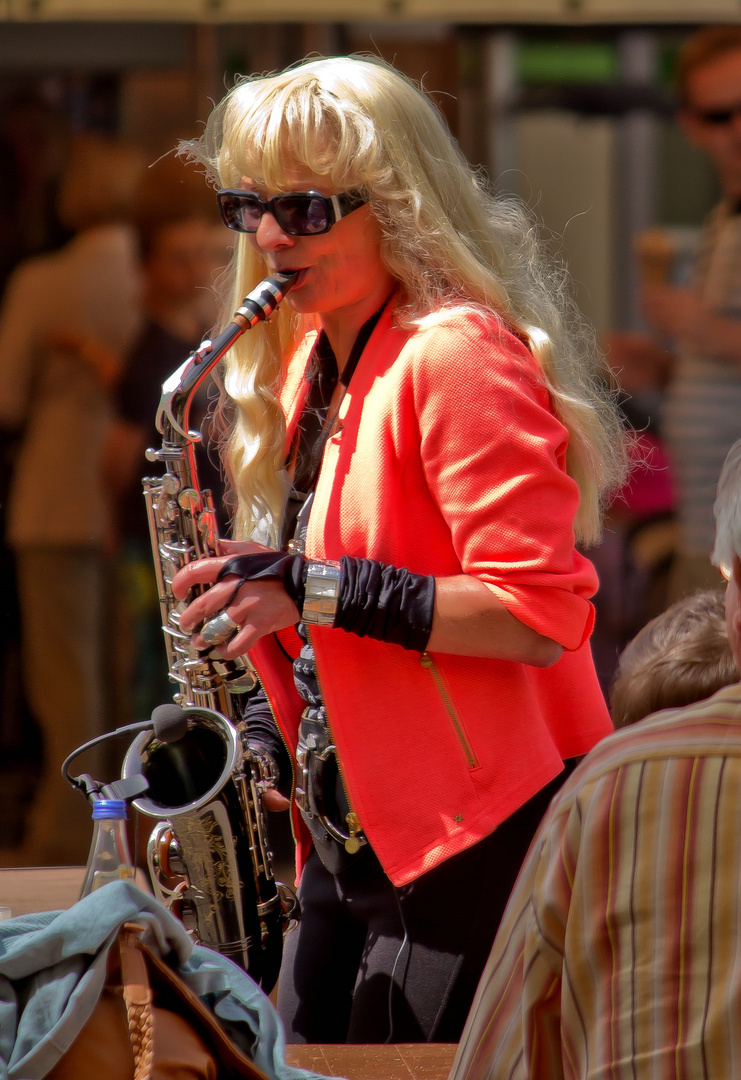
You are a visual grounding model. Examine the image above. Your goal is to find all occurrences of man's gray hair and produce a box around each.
[712,438,741,573]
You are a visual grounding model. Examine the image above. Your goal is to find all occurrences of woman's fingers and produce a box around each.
[171,555,228,601]
[262,789,291,812]
[177,577,237,632]
[173,550,301,649]
[173,542,273,600]
[180,578,300,653]
[202,621,259,657]
[205,583,300,657]
[217,538,269,556]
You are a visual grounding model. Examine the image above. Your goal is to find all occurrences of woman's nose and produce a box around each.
[254,211,293,250]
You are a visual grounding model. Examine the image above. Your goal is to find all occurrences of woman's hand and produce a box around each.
[602,331,673,393]
[642,284,741,364]
[46,327,122,388]
[262,789,291,811]
[171,540,300,659]
[641,284,704,342]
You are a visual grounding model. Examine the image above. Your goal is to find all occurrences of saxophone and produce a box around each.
[121,271,298,993]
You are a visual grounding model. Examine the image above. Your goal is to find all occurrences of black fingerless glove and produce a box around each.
[217,551,306,608]
[217,552,435,653]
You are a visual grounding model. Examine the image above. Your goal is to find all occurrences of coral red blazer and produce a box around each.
[252,304,612,886]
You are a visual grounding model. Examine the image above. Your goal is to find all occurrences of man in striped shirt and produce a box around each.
[449,438,741,1080]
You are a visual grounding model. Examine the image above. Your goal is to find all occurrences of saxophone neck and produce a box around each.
[156,271,298,441]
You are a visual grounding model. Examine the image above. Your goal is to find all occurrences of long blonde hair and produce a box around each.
[187,54,627,546]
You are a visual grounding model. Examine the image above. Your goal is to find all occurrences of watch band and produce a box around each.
[302,560,342,626]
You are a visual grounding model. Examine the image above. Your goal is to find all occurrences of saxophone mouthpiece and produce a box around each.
[273,269,299,291]
[236,270,299,325]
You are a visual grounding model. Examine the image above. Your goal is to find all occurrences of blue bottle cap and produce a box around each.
[92,799,128,819]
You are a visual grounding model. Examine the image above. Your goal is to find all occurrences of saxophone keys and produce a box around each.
[178,488,200,512]
[153,827,184,877]
[198,510,217,552]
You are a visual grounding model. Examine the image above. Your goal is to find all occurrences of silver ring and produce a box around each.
[200,610,240,647]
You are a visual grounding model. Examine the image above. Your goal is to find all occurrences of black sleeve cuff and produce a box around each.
[336,556,435,652]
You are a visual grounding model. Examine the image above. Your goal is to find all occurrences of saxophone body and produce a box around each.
[122,272,298,992]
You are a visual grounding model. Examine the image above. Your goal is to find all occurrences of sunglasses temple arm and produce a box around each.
[156,270,299,440]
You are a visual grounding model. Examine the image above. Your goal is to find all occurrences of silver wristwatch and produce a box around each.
[302,560,342,626]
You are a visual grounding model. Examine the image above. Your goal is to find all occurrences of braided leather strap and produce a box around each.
[119,923,155,1080]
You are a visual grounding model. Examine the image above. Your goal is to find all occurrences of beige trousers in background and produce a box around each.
[14,546,109,866]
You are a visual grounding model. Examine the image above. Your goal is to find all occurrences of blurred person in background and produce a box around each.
[0,92,71,846]
[0,133,145,865]
[592,25,741,694]
[609,26,741,604]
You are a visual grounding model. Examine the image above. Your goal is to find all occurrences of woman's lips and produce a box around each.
[279,267,307,288]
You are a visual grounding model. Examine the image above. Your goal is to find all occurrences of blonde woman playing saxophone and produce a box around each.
[171,55,627,1044]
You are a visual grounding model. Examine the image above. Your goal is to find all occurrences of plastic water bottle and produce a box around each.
[79,798,136,898]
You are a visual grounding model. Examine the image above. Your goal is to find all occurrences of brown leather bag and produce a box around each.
[47,923,271,1080]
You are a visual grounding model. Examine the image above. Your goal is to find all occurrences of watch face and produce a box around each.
[307,563,341,594]
[312,579,339,597]
[303,562,341,625]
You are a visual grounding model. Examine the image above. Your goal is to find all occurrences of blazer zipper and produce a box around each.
[420,651,479,769]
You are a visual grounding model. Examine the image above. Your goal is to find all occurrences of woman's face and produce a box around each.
[243,168,394,332]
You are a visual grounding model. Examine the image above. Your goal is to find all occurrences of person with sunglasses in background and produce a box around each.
[633,27,741,603]
[170,55,627,1044]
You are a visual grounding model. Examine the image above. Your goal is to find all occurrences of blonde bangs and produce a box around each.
[218,71,380,196]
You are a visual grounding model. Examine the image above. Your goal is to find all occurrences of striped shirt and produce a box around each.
[450,682,741,1080]
[663,203,741,558]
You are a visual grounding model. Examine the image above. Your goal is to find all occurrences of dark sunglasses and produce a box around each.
[216,188,366,236]
[693,104,741,126]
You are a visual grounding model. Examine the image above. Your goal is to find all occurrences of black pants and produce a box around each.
[277,763,575,1043]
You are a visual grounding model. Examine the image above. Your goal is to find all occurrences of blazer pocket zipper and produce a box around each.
[420,651,479,769]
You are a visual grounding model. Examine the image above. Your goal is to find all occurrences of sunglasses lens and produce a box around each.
[275,195,331,235]
[219,193,262,233]
[698,108,738,125]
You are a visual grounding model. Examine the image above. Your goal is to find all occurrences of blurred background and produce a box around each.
[0,0,733,863]
[0,4,726,333]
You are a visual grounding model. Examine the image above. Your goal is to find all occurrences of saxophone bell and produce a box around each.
[122,706,293,991]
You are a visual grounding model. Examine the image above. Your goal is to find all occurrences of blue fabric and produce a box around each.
[0,881,330,1080]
